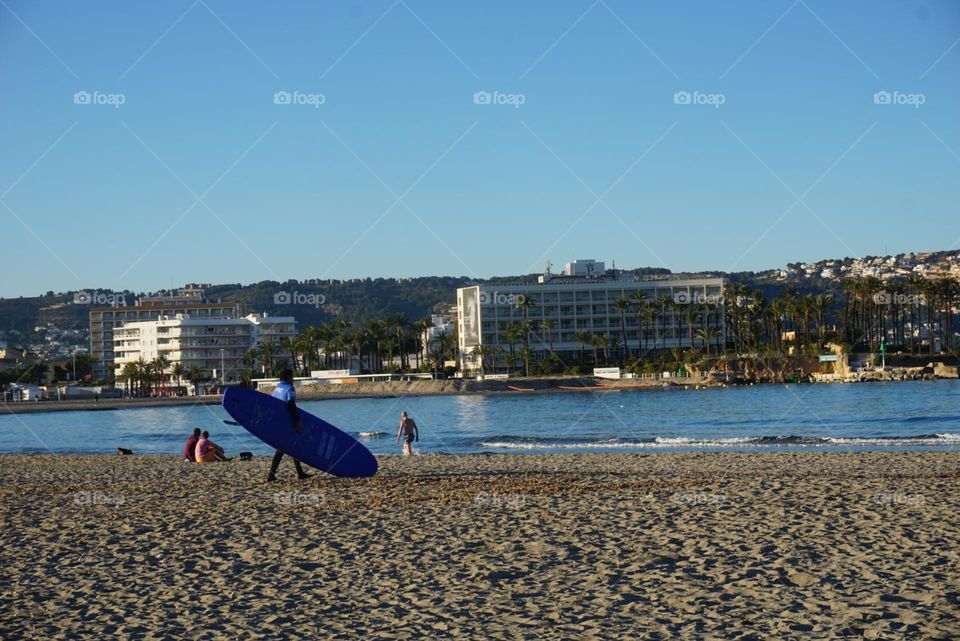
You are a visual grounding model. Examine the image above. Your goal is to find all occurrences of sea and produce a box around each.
[1,379,958,456]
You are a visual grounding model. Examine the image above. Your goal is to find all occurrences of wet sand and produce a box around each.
[2,452,959,639]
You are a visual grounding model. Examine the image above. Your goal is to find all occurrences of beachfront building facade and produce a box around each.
[456,267,725,374]
[88,288,238,380]
[112,313,297,385]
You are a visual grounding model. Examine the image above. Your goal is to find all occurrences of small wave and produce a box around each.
[475,432,960,450]
[825,433,960,446]
[355,431,387,440]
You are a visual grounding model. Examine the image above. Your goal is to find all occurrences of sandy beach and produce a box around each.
[2,452,959,640]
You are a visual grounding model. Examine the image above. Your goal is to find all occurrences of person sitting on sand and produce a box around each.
[396,411,419,456]
[183,427,201,462]
[195,430,229,463]
[267,369,313,482]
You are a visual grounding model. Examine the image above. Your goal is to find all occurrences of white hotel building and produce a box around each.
[113,312,297,384]
[456,260,725,373]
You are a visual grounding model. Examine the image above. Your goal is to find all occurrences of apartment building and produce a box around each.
[88,288,237,380]
[113,313,297,384]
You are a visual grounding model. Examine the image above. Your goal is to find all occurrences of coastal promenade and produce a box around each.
[0,377,692,415]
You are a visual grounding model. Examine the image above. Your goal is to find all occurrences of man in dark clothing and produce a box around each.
[183,428,201,462]
[267,369,313,482]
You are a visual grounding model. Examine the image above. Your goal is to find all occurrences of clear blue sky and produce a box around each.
[1,0,958,297]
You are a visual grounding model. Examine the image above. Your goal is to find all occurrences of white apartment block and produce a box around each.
[456,270,724,373]
[113,313,297,383]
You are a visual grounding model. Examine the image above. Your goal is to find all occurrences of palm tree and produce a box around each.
[936,277,958,354]
[724,283,746,353]
[655,296,671,353]
[133,357,149,396]
[119,362,137,396]
[185,364,202,396]
[502,323,522,374]
[638,302,657,357]
[541,318,555,355]
[258,340,277,376]
[685,305,697,350]
[470,345,485,376]
[611,297,631,366]
[318,323,335,368]
[905,274,925,353]
[920,279,937,354]
[300,325,323,372]
[413,319,431,370]
[671,300,684,350]
[574,329,591,364]
[596,334,612,365]
[388,313,408,370]
[630,290,649,356]
[515,294,534,322]
[152,354,170,389]
[170,362,184,392]
[280,336,301,375]
[519,320,533,376]
[697,327,716,356]
[769,298,786,353]
[429,329,453,375]
[589,333,601,366]
[811,294,832,346]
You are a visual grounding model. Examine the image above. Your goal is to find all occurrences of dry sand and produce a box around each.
[1,452,958,640]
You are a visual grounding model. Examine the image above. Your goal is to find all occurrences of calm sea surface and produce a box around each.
[1,380,958,456]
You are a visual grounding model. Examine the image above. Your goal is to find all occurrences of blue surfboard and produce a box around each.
[222,386,378,478]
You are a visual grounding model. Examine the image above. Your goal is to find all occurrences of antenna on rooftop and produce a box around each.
[544,260,552,275]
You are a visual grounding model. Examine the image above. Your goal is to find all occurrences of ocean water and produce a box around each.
[1,379,958,456]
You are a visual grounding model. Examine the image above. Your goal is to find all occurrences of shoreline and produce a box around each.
[3,451,958,639]
[3,374,958,415]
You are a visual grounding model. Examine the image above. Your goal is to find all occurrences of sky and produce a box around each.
[1,0,959,298]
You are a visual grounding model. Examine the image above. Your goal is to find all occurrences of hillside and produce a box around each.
[2,249,959,357]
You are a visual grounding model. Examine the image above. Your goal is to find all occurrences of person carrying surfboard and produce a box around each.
[266,369,314,482]
[396,411,419,455]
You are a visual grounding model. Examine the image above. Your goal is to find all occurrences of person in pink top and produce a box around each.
[195,431,229,462]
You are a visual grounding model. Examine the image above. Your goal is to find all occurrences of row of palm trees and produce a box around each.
[723,285,834,355]
[840,275,959,353]
[117,355,204,396]
[723,275,960,357]
[248,314,457,382]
